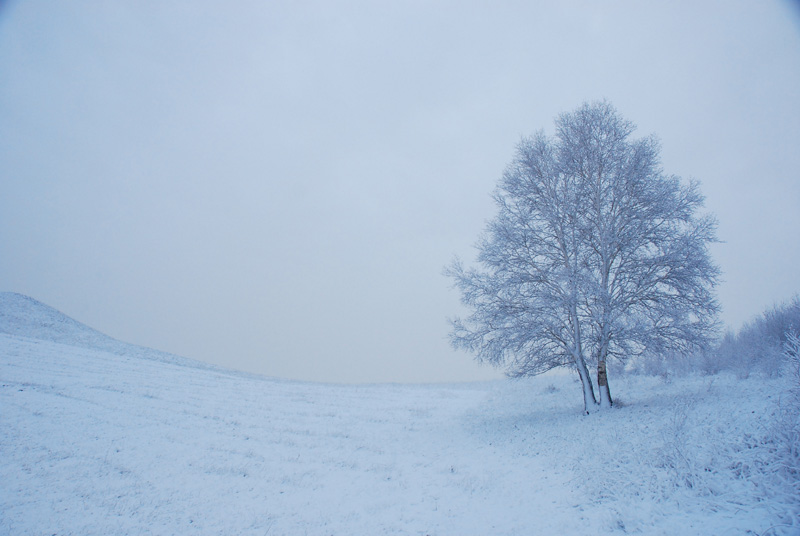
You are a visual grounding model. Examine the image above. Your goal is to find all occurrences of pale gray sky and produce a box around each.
[1,1,798,383]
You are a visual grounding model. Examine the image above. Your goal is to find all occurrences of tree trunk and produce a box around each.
[597,360,612,408]
[576,358,598,414]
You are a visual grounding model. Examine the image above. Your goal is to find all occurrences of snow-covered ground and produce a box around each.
[1,293,797,535]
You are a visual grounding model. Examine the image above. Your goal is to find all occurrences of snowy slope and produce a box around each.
[0,292,218,370]
[1,295,797,535]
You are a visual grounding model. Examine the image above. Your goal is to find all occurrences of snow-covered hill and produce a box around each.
[0,292,218,370]
[0,292,114,345]
[1,295,797,535]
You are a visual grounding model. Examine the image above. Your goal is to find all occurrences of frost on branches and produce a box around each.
[447,101,720,413]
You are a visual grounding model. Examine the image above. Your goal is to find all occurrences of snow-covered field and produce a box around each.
[1,293,797,535]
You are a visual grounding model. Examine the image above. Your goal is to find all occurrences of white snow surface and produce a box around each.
[1,292,796,535]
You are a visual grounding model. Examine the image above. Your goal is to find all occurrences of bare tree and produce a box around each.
[446,101,720,412]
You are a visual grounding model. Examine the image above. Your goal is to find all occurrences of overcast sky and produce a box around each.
[1,1,798,383]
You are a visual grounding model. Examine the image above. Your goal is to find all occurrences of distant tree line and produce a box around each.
[636,295,800,379]
[716,296,800,377]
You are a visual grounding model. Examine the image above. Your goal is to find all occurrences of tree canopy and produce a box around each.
[447,101,720,412]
